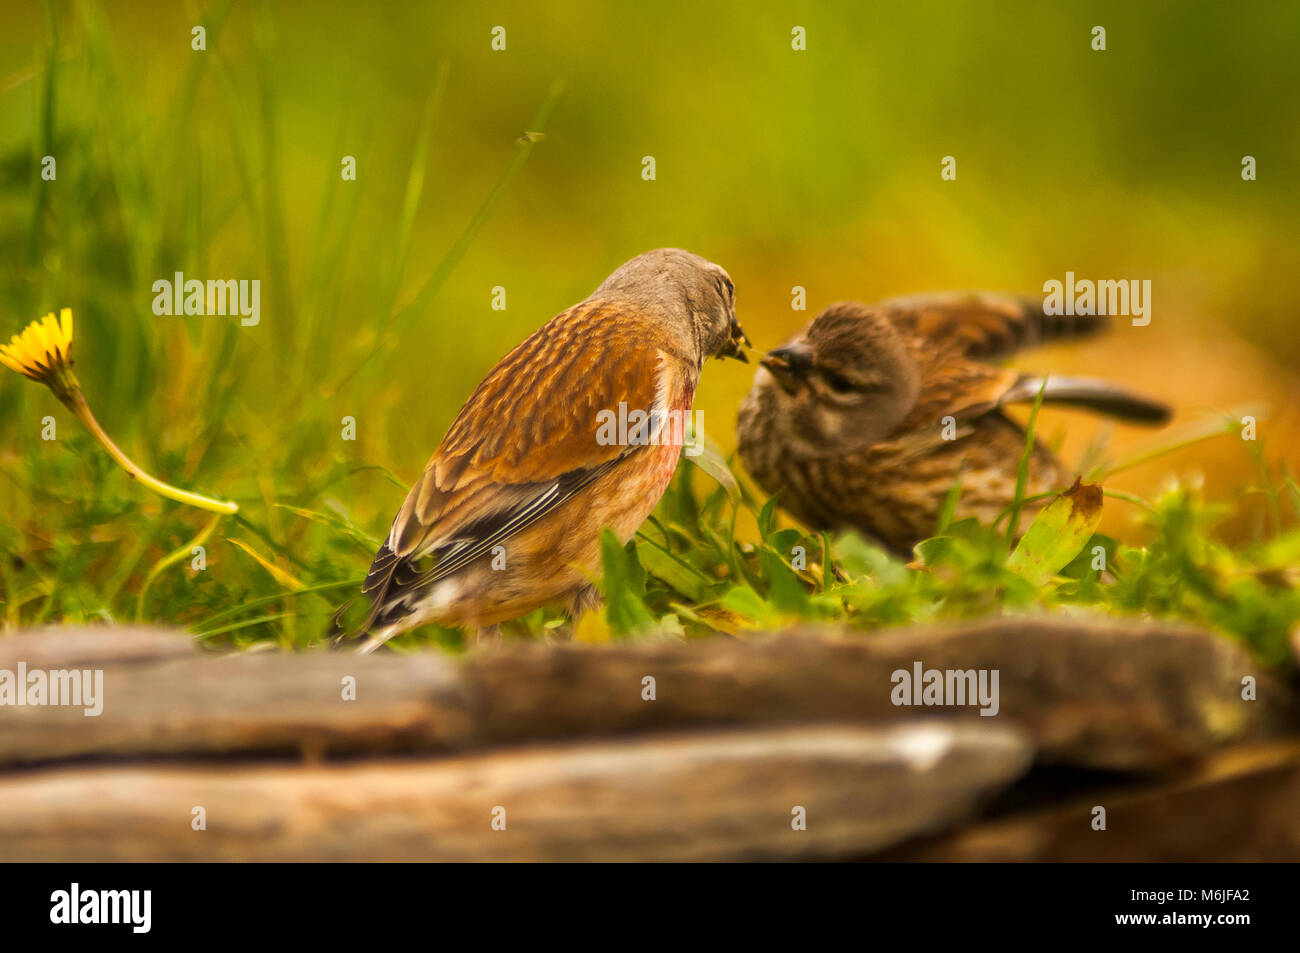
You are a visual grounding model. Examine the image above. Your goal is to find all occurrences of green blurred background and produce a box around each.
[1,0,1298,634]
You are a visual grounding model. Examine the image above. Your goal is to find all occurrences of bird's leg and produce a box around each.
[474,624,502,647]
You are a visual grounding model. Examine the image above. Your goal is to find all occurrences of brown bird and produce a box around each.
[736,294,1170,554]
[337,248,748,653]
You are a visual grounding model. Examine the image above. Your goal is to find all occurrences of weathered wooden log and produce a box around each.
[0,625,195,670]
[877,740,1300,861]
[462,617,1294,769]
[0,723,1032,862]
[0,617,1291,770]
[0,653,472,764]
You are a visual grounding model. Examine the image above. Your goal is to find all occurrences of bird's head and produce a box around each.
[749,301,921,458]
[593,248,749,366]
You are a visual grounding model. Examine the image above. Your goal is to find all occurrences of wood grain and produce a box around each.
[0,617,1290,770]
[0,723,1032,861]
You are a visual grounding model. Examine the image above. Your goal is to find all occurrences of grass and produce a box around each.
[2,3,1298,670]
[20,412,1296,669]
[569,437,1300,669]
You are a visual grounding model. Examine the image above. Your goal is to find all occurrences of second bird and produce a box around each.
[737,293,1171,554]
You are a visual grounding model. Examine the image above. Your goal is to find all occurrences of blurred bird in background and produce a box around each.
[736,294,1171,554]
[336,248,749,653]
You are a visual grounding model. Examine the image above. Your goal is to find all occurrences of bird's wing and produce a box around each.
[902,359,1172,434]
[883,293,1169,431]
[901,355,1023,431]
[349,299,685,634]
[879,292,1109,361]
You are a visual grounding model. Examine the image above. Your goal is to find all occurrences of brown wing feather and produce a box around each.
[337,300,686,641]
[392,299,680,559]
[880,292,1109,361]
[882,291,1152,431]
[901,354,1021,431]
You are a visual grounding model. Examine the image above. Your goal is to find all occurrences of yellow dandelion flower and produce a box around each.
[0,308,74,383]
[1,308,237,515]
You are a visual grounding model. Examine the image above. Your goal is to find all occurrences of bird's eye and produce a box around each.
[823,371,855,393]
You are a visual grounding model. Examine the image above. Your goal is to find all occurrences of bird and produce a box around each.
[736,293,1171,554]
[335,248,749,653]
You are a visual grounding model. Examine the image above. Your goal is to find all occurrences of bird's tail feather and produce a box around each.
[329,541,413,649]
[353,623,402,655]
[1002,374,1172,424]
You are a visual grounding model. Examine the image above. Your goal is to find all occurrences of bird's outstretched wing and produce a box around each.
[879,291,1110,361]
[881,293,1168,429]
[336,299,683,640]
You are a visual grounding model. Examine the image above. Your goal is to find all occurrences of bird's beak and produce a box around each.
[719,316,751,363]
[760,342,813,389]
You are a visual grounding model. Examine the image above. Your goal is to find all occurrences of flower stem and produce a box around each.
[66,387,239,515]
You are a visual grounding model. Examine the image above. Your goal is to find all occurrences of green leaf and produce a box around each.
[913,535,954,567]
[719,585,775,623]
[599,529,656,636]
[836,532,908,585]
[1006,479,1105,586]
[686,443,740,503]
[757,494,780,541]
[758,549,810,614]
[636,536,712,602]
[1060,533,1117,579]
[768,528,804,555]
